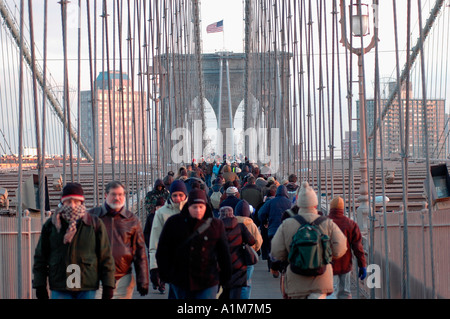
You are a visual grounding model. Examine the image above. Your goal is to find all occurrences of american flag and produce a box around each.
[206,20,224,33]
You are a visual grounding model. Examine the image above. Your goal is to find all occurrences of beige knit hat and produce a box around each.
[297,181,318,208]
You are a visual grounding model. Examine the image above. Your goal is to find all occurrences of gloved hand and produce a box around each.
[359,267,367,280]
[35,286,49,300]
[137,285,148,296]
[102,286,115,299]
[150,268,160,289]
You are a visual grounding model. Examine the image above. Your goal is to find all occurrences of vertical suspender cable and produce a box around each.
[16,0,24,299]
[86,0,99,206]
[392,0,411,299]
[417,0,436,299]
[76,0,81,182]
[116,0,128,207]
[27,0,44,226]
[41,0,50,223]
[60,0,75,183]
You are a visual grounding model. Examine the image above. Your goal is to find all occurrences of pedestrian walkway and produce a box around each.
[132,256,282,299]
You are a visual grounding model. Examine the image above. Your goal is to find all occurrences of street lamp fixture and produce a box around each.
[339,0,379,233]
[351,3,370,37]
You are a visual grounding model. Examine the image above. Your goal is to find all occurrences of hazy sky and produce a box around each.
[5,0,446,96]
[1,0,449,156]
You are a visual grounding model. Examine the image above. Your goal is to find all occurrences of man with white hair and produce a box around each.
[90,181,149,299]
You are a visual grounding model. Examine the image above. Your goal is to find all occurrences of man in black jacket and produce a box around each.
[156,189,232,299]
[90,181,149,299]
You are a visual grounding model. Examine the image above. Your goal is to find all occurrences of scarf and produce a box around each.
[53,204,87,244]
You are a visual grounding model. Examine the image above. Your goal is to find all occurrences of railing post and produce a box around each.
[24,210,32,299]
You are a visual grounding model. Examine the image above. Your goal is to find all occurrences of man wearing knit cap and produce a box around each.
[148,179,188,294]
[327,196,367,299]
[271,181,347,299]
[220,186,241,211]
[156,189,232,299]
[33,183,115,299]
[90,181,149,299]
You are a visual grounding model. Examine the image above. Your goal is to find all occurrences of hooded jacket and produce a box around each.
[328,208,366,275]
[271,207,347,298]
[235,200,263,252]
[145,179,170,214]
[156,203,232,292]
[258,185,293,237]
[148,196,188,270]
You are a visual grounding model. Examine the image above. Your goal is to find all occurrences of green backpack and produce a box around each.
[288,215,332,276]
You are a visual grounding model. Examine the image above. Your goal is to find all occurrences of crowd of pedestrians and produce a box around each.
[32,155,367,300]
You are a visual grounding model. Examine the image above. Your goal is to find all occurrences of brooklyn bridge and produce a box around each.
[0,0,449,301]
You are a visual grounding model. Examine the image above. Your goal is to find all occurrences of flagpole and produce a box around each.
[222,21,225,51]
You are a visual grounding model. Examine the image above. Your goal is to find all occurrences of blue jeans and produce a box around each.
[169,284,218,299]
[241,265,254,299]
[51,290,97,299]
[205,175,212,188]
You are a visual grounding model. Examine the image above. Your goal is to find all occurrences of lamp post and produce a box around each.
[340,0,378,233]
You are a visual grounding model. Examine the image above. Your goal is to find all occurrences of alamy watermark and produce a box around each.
[66,264,81,289]
[171,120,281,174]
[366,264,381,289]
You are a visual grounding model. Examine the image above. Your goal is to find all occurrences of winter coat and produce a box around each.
[143,212,155,248]
[89,204,149,291]
[148,197,188,270]
[144,179,170,214]
[235,199,263,252]
[271,207,347,298]
[212,164,221,177]
[220,195,241,211]
[33,212,116,291]
[328,208,366,275]
[221,217,256,289]
[223,165,239,183]
[240,184,264,210]
[156,204,232,292]
[258,185,293,237]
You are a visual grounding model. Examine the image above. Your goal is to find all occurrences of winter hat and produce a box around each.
[226,186,239,195]
[169,180,188,196]
[330,196,344,210]
[296,181,318,208]
[235,200,251,217]
[61,182,85,203]
[219,206,234,218]
[187,189,208,206]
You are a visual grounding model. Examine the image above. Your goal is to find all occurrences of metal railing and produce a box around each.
[0,211,44,299]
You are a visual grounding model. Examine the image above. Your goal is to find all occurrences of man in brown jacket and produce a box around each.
[271,181,347,299]
[90,181,149,299]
